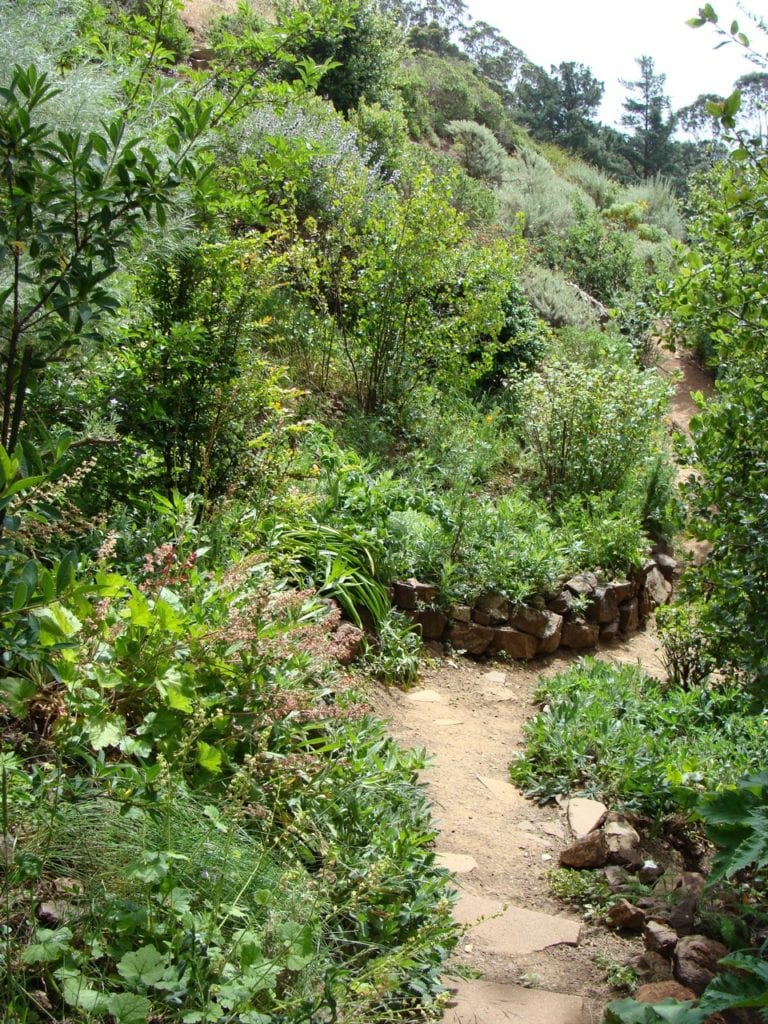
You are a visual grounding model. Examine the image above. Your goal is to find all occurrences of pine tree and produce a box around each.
[620,55,675,179]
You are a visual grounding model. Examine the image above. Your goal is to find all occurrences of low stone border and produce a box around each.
[392,550,677,659]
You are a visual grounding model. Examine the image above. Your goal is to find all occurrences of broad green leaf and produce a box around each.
[117,944,167,987]
[107,992,152,1024]
[21,927,73,964]
[197,740,222,773]
[32,602,82,639]
[58,972,108,1013]
[167,686,193,713]
[12,580,28,611]
[86,716,126,750]
[126,592,152,627]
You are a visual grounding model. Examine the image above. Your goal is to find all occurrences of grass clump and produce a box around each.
[509,659,767,815]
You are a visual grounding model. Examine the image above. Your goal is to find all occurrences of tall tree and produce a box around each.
[620,55,676,179]
[459,21,525,94]
[514,61,604,154]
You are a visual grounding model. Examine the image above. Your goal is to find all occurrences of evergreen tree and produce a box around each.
[620,55,676,179]
[514,61,604,156]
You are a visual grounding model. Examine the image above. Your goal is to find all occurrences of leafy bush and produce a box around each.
[498,150,585,240]
[445,119,510,183]
[509,659,766,814]
[521,265,599,329]
[514,360,669,498]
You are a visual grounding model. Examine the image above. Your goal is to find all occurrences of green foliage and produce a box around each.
[498,149,584,241]
[656,602,716,690]
[620,56,676,180]
[697,770,768,884]
[548,868,612,919]
[514,360,668,499]
[521,265,599,330]
[445,119,509,183]
[509,659,766,814]
[362,608,422,684]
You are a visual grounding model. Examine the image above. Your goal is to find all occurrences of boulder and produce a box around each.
[631,950,674,983]
[673,935,729,995]
[567,797,607,839]
[559,829,608,869]
[587,586,619,624]
[393,579,438,610]
[645,567,673,609]
[546,591,575,616]
[450,604,472,623]
[600,621,620,642]
[448,622,494,655]
[333,622,364,665]
[635,981,697,1004]
[638,860,665,885]
[606,899,646,931]
[472,609,493,626]
[667,894,698,936]
[508,604,560,638]
[619,598,640,634]
[490,627,538,660]
[560,619,600,650]
[604,813,641,856]
[538,612,564,654]
[407,607,448,640]
[644,920,678,958]
[564,571,598,596]
[653,552,678,582]
[474,592,510,623]
[604,865,630,893]
[610,579,636,604]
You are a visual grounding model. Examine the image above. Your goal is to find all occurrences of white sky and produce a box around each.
[464,0,764,125]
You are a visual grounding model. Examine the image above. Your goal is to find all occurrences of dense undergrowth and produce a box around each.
[0,0,766,1020]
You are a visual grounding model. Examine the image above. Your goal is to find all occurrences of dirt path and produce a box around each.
[369,349,711,1024]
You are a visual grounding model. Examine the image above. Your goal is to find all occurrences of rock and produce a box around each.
[450,604,472,623]
[600,620,620,642]
[667,894,698,936]
[673,935,729,995]
[645,567,673,608]
[508,604,561,639]
[564,572,598,596]
[653,552,678,582]
[475,592,510,623]
[407,607,448,640]
[559,829,608,868]
[454,894,581,955]
[638,860,665,885]
[619,598,640,634]
[610,846,644,872]
[604,813,641,856]
[604,865,630,893]
[392,579,437,610]
[631,950,673,982]
[606,900,646,931]
[448,622,494,656]
[435,852,478,874]
[424,640,445,657]
[560,619,600,650]
[546,591,574,616]
[472,609,493,626]
[567,797,608,839]
[490,627,538,660]
[332,622,364,665]
[36,900,72,926]
[610,579,635,604]
[635,981,697,1004]
[644,920,678,958]
[538,612,564,654]
[587,586,619,624]
[444,980,584,1024]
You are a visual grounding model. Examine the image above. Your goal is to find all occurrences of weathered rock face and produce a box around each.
[538,612,564,654]
[560,619,600,650]
[673,935,729,994]
[447,622,494,655]
[450,604,472,623]
[564,572,599,596]
[333,622,364,665]
[509,604,557,638]
[604,814,641,856]
[619,598,640,634]
[559,830,608,869]
[653,552,678,582]
[490,627,538,660]
[645,567,673,609]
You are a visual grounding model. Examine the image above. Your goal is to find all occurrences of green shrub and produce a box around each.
[363,608,422,685]
[498,150,585,240]
[514,360,669,498]
[509,659,766,814]
[521,265,599,329]
[445,119,510,184]
[561,160,621,209]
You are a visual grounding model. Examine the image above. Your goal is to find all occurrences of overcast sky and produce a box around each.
[464,0,761,125]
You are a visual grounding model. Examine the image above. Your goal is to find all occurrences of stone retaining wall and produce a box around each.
[392,551,676,659]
